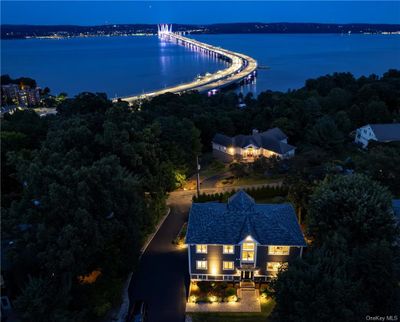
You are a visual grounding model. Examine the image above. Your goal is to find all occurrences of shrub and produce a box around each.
[192,185,288,203]
[197,281,212,293]
[196,296,211,303]
[225,287,236,297]
[93,302,112,317]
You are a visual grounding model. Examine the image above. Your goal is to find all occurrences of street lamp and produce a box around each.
[196,155,201,197]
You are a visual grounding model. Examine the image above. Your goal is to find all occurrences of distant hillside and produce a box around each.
[2,22,400,39]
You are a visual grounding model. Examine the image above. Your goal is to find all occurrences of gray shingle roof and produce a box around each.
[186,190,306,246]
[369,123,400,142]
[212,127,295,155]
[213,133,233,147]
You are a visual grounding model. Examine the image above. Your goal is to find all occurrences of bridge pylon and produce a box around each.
[157,24,172,37]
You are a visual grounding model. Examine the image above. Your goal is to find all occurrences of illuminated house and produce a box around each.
[212,128,295,162]
[354,123,400,148]
[1,84,40,107]
[185,190,306,282]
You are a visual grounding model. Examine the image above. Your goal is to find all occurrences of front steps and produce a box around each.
[239,281,255,289]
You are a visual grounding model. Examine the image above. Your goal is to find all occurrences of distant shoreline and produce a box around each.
[2,22,400,39]
[3,32,400,41]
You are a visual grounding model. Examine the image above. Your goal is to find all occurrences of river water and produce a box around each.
[2,34,399,97]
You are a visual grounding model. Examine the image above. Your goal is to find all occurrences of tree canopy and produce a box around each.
[2,69,400,321]
[271,175,400,322]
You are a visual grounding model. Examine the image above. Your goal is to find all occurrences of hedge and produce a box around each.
[193,185,288,203]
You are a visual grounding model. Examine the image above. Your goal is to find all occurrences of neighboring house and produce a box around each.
[185,190,306,283]
[1,83,41,107]
[354,123,400,148]
[212,128,295,163]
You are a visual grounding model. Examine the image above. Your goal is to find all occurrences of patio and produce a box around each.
[185,289,261,313]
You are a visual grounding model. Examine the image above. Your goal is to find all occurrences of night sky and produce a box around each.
[1,1,399,25]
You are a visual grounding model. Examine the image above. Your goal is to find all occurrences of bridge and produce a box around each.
[113,24,258,105]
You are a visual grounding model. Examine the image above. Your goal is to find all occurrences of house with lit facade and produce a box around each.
[185,190,306,283]
[212,127,296,162]
[354,123,400,148]
[1,84,40,107]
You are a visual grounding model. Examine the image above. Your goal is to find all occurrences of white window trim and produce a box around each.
[241,251,255,262]
[268,246,290,255]
[223,245,235,254]
[196,260,208,270]
[196,244,208,254]
[241,242,256,262]
[222,261,235,270]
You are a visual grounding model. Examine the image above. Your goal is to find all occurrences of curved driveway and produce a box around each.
[128,200,190,322]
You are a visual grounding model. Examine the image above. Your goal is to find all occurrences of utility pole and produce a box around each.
[196,155,201,198]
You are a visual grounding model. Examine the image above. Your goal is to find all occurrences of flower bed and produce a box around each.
[172,222,187,247]
[189,281,238,304]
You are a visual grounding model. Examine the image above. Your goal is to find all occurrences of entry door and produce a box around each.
[241,270,254,280]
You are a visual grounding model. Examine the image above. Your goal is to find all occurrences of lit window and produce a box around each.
[196,245,207,254]
[242,242,255,262]
[223,245,234,254]
[266,262,287,275]
[268,246,290,255]
[242,243,255,251]
[223,261,234,270]
[242,251,254,262]
[196,260,207,270]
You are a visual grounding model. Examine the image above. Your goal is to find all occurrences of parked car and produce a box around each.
[127,300,148,322]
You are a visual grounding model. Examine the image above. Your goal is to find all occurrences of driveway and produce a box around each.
[127,200,191,322]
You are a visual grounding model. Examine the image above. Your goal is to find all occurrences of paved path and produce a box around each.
[127,200,191,322]
[186,289,260,313]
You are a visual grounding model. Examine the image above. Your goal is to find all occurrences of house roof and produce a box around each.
[212,127,295,155]
[213,133,233,147]
[369,123,400,142]
[186,190,306,246]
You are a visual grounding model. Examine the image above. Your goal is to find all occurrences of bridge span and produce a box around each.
[113,25,257,105]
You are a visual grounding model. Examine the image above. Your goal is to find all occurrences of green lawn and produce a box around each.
[234,176,282,186]
[189,299,275,322]
[200,162,228,178]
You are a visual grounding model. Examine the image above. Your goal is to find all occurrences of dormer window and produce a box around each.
[196,245,207,254]
[242,242,255,262]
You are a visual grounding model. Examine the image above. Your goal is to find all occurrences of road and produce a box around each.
[127,200,191,322]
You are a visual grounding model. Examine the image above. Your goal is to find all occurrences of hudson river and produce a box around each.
[2,34,399,97]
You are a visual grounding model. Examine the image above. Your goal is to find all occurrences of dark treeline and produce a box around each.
[2,93,201,320]
[1,70,400,321]
[270,174,400,322]
[2,22,400,39]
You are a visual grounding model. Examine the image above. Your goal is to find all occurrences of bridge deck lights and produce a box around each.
[115,24,257,104]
